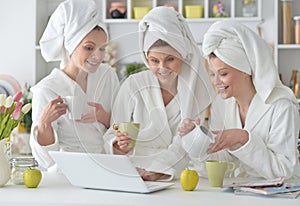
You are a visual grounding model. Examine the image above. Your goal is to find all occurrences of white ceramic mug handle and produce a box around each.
[61,97,69,110]
[226,162,236,172]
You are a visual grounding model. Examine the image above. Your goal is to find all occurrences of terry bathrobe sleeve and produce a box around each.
[183,95,300,179]
[229,98,300,179]
[146,135,190,181]
[31,66,119,169]
[103,78,135,154]
[30,85,60,168]
[181,94,236,177]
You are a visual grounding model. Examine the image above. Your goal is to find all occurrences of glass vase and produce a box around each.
[0,138,11,186]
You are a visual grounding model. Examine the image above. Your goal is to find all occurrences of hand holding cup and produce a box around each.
[178,118,200,137]
[62,96,86,120]
[113,122,140,153]
[39,96,67,125]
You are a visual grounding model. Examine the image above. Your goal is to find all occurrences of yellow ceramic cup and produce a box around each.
[205,160,235,187]
[133,7,151,19]
[184,5,204,18]
[113,122,140,148]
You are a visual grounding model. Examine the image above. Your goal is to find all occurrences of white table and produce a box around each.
[0,172,299,206]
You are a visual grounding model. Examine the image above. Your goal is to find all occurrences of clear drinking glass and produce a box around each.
[10,156,38,185]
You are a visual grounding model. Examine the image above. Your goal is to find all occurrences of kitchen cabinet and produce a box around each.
[274,0,300,87]
[35,0,262,83]
[1,0,262,86]
[103,0,261,22]
[104,0,262,70]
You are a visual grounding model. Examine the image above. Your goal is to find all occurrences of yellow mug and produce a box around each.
[113,122,140,148]
[205,160,235,187]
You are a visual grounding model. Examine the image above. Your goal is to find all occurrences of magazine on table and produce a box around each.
[223,176,285,188]
[234,188,300,199]
[236,184,300,195]
[223,176,300,198]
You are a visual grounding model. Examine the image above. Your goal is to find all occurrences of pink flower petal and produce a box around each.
[15,102,22,110]
[13,91,22,102]
[0,106,5,113]
[12,108,21,120]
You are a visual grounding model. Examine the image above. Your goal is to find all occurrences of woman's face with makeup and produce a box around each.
[147,45,183,85]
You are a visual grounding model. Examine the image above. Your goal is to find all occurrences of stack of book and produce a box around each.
[223,176,300,198]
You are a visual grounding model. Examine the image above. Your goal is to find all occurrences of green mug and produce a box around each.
[113,122,140,148]
[205,160,235,187]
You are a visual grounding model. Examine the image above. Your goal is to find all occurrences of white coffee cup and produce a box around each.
[182,124,215,158]
[63,96,86,120]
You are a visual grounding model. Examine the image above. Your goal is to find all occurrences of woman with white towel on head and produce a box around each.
[179,20,300,180]
[103,6,215,181]
[30,0,119,169]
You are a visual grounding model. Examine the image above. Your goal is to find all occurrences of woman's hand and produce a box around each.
[206,129,249,154]
[178,118,200,137]
[136,167,166,181]
[39,96,67,126]
[37,96,67,146]
[78,102,110,128]
[112,131,134,154]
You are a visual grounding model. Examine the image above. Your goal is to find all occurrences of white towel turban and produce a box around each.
[39,0,107,68]
[202,20,297,105]
[139,6,216,119]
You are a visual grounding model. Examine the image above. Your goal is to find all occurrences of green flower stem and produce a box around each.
[1,118,14,139]
[0,113,10,137]
[0,112,26,140]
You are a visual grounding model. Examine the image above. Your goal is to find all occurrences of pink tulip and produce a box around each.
[0,106,5,113]
[12,108,21,120]
[15,102,22,110]
[13,91,22,102]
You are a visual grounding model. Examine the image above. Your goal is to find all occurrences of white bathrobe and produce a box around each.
[182,20,300,180]
[30,65,119,169]
[103,71,192,180]
[184,93,300,180]
[103,7,214,181]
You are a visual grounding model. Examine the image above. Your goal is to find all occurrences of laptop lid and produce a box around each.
[48,151,173,193]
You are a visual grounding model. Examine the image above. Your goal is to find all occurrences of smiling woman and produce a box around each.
[179,20,300,181]
[63,26,108,82]
[208,53,256,112]
[29,0,119,170]
[103,6,215,182]
[147,40,183,105]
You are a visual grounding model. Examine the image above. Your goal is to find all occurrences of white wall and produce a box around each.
[0,0,36,88]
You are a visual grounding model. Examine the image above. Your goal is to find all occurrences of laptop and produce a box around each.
[48,151,175,194]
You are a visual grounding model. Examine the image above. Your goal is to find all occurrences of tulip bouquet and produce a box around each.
[0,91,32,140]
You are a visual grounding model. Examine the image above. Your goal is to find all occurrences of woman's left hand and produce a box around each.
[207,129,249,154]
[136,168,166,181]
[178,118,200,137]
[78,102,110,128]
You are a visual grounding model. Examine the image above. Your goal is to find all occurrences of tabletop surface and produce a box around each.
[0,172,299,206]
